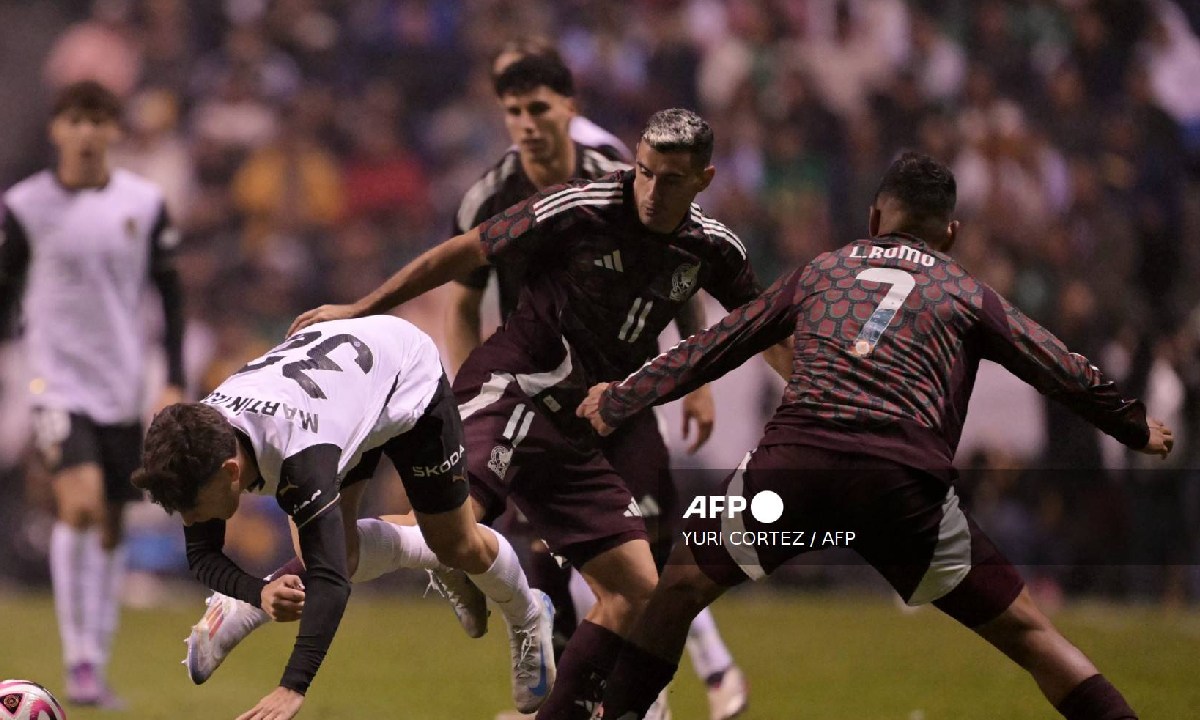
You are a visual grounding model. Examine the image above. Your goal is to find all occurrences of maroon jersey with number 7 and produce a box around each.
[600,233,1149,480]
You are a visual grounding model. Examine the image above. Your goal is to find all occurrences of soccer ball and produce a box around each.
[0,680,66,720]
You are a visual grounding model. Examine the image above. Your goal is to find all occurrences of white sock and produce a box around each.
[97,544,127,672]
[466,525,536,626]
[568,567,597,623]
[351,518,441,583]
[78,530,107,668]
[50,523,88,667]
[686,607,733,680]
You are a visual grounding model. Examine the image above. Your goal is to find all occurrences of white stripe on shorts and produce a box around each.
[720,452,766,581]
[907,486,973,606]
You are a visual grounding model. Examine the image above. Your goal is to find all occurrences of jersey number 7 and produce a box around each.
[852,268,915,356]
[234,331,374,399]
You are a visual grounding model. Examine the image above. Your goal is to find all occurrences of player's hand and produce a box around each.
[1138,417,1174,459]
[576,383,616,436]
[153,384,185,415]
[236,686,304,720]
[681,384,715,454]
[261,575,305,622]
[287,303,362,337]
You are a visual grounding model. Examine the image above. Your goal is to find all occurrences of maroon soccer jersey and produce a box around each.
[601,232,1149,479]
[454,144,628,320]
[469,169,760,439]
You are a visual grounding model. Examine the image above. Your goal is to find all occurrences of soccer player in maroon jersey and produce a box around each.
[290,108,790,720]
[445,50,745,720]
[579,151,1171,720]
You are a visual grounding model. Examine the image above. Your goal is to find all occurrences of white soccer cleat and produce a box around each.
[426,568,489,638]
[707,665,749,720]
[645,686,672,720]
[509,590,556,713]
[184,592,270,684]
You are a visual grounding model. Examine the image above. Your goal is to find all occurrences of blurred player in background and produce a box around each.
[581,152,1171,720]
[448,46,747,720]
[290,107,790,720]
[0,80,185,708]
[133,315,556,720]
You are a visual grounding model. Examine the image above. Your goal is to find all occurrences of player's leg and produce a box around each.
[971,589,1135,718]
[856,460,1137,719]
[607,412,746,719]
[531,538,658,720]
[393,376,556,712]
[597,542,733,719]
[36,409,107,706]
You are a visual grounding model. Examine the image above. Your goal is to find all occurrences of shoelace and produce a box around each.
[511,623,538,682]
[425,572,468,609]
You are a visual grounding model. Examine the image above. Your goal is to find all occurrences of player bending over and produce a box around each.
[132,316,555,720]
[580,152,1170,720]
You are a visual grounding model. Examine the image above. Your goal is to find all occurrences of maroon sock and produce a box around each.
[600,641,678,719]
[1055,675,1137,720]
[535,621,624,720]
[265,557,306,583]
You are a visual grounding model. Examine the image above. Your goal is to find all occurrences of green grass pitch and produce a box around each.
[1,589,1196,719]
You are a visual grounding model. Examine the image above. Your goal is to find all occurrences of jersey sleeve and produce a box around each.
[601,266,805,426]
[276,443,351,694]
[701,229,762,310]
[148,201,185,387]
[478,180,594,262]
[0,203,31,340]
[183,520,268,607]
[976,285,1149,449]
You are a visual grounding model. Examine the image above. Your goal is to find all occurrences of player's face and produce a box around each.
[500,87,576,164]
[180,466,241,526]
[50,109,120,166]
[633,143,715,233]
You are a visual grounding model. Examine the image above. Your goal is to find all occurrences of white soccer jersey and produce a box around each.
[201,316,443,513]
[2,168,176,424]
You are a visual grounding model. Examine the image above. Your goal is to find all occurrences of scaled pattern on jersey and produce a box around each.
[603,233,1147,478]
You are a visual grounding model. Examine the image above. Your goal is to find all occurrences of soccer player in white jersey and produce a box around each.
[0,80,185,708]
[131,315,555,720]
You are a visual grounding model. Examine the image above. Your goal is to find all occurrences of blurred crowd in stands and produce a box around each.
[2,0,1199,604]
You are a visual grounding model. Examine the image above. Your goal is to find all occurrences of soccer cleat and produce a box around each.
[706,665,749,720]
[645,686,672,720]
[184,592,270,684]
[65,662,101,705]
[508,590,556,713]
[426,568,490,638]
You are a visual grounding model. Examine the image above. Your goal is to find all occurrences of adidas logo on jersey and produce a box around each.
[623,498,643,518]
[594,251,623,272]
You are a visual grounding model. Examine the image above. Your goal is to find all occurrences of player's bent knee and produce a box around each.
[430,533,486,572]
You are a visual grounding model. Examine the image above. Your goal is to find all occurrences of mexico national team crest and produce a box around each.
[670,262,700,301]
[488,445,513,479]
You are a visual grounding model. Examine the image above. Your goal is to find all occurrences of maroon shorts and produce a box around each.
[688,443,1024,628]
[455,373,665,568]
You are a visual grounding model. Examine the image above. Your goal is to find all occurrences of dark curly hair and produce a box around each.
[875,150,957,226]
[131,403,236,514]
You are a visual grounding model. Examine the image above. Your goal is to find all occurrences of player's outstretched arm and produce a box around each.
[288,228,489,336]
[588,269,804,430]
[978,286,1163,454]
